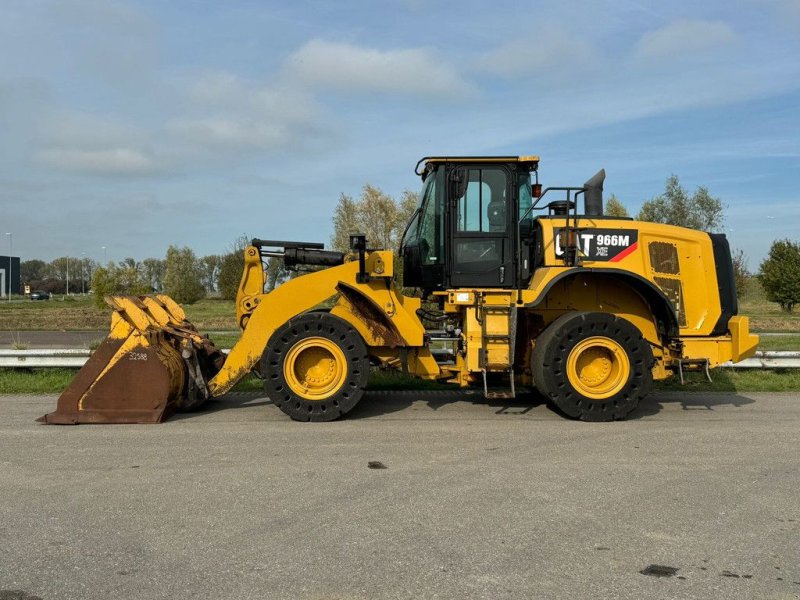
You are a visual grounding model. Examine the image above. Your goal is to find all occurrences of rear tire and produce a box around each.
[262,312,369,422]
[532,312,653,422]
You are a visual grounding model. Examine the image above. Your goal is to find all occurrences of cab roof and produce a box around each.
[416,155,539,177]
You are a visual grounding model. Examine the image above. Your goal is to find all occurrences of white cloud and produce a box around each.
[169,72,329,152]
[168,116,297,150]
[38,147,157,175]
[33,110,160,175]
[284,39,473,98]
[477,30,600,80]
[40,111,149,148]
[634,19,737,63]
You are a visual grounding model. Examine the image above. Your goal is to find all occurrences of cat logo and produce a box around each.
[554,228,639,262]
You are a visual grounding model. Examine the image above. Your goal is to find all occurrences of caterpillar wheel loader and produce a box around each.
[39,156,759,425]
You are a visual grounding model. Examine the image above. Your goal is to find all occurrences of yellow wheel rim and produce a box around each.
[566,336,630,400]
[283,337,348,401]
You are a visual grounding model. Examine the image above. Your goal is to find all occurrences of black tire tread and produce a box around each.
[262,312,369,422]
[532,311,653,422]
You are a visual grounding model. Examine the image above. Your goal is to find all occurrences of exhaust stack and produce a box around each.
[584,169,605,216]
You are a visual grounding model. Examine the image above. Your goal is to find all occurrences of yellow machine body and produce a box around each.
[41,155,758,424]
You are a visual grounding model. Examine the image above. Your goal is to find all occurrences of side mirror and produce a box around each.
[402,240,423,288]
[531,183,542,198]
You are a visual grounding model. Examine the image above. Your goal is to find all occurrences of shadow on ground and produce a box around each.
[184,387,757,423]
[349,389,549,419]
[631,391,756,418]
[182,389,552,420]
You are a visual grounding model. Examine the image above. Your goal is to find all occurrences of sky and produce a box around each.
[1,0,799,267]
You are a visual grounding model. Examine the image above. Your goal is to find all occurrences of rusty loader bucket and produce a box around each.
[38,295,225,425]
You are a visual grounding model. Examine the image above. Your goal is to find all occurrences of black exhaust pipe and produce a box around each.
[584,169,605,216]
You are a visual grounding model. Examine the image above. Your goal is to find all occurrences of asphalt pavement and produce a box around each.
[0,390,798,600]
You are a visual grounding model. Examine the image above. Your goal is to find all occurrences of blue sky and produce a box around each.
[1,0,799,267]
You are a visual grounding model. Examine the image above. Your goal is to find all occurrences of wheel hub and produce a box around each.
[566,336,630,399]
[283,337,348,400]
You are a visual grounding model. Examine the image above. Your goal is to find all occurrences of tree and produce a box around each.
[331,193,359,253]
[398,189,418,235]
[330,185,418,253]
[759,239,800,312]
[605,194,629,218]
[77,258,97,293]
[44,256,90,294]
[89,264,150,308]
[116,259,146,297]
[90,267,116,308]
[20,259,46,284]
[731,248,749,299]
[141,258,166,292]
[163,246,206,304]
[200,255,221,293]
[265,257,288,292]
[638,175,724,231]
[217,235,250,300]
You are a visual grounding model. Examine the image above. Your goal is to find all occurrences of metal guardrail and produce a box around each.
[0,349,798,369]
[720,351,800,369]
[0,349,92,368]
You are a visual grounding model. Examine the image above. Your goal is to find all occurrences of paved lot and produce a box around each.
[1,391,798,600]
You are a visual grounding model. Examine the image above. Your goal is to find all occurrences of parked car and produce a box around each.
[30,291,50,301]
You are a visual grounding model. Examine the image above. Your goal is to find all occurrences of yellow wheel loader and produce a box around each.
[39,156,759,425]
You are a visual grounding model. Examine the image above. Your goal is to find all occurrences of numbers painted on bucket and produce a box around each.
[128,352,148,361]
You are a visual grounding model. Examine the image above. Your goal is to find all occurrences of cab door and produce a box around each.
[447,165,515,288]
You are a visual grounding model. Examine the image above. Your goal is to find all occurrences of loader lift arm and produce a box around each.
[38,238,436,424]
[209,241,431,396]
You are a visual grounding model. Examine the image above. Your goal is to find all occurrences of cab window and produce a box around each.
[417,170,444,265]
[456,168,508,233]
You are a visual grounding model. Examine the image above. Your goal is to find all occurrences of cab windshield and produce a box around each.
[411,168,444,265]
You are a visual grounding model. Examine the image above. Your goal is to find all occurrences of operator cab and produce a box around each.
[401,156,541,292]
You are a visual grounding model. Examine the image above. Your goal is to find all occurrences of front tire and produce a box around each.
[262,312,369,422]
[532,312,653,422]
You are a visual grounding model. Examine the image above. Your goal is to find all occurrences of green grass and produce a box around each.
[181,298,237,330]
[740,278,800,333]
[207,332,240,349]
[0,295,238,331]
[0,368,266,394]
[2,366,799,395]
[367,370,452,391]
[0,368,78,394]
[654,369,800,393]
[0,296,109,330]
[756,335,800,351]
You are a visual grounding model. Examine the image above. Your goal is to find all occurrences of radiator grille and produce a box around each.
[649,242,680,274]
[654,276,687,327]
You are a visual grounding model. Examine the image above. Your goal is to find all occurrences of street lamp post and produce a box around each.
[5,233,10,303]
[81,252,86,295]
[102,246,107,264]
[66,256,70,296]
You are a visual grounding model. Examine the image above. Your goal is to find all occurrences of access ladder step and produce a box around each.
[677,358,712,384]
[481,368,516,400]
[484,390,516,400]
